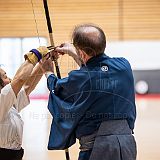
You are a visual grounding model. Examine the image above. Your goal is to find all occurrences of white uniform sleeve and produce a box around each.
[14,88,30,112]
[0,84,17,121]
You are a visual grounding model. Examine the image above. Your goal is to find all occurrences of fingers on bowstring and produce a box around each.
[59,43,66,47]
[43,51,58,60]
[48,44,66,57]
[47,46,56,50]
[44,52,50,59]
[47,45,61,50]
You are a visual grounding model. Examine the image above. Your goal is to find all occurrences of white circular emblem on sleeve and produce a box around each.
[101,66,108,72]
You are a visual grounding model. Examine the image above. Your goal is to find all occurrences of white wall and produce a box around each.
[106,41,160,70]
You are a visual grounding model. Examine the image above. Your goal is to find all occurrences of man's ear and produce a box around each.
[78,49,86,63]
[79,50,84,59]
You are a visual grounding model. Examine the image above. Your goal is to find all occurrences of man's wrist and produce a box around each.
[45,71,54,78]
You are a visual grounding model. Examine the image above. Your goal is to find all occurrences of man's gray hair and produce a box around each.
[72,24,106,56]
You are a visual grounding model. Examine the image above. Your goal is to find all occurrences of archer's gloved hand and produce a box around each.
[24,46,49,65]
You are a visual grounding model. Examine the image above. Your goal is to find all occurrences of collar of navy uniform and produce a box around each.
[81,53,109,67]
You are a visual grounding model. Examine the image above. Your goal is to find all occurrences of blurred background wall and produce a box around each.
[0,0,160,40]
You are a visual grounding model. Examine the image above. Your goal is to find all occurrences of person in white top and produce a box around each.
[0,46,50,160]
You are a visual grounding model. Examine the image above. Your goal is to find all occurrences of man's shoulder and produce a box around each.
[103,54,130,63]
[109,57,131,66]
[110,56,129,62]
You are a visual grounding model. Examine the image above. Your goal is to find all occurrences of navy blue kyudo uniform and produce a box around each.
[47,53,136,159]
